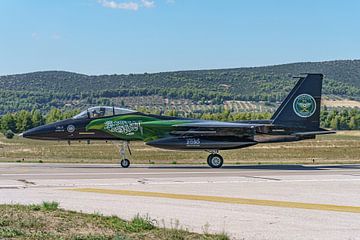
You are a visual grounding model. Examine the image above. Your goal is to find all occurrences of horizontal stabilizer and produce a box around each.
[291,130,336,137]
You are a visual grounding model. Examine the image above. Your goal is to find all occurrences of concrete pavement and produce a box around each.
[1,163,360,239]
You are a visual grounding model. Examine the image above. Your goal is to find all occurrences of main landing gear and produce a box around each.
[206,151,224,168]
[119,141,131,168]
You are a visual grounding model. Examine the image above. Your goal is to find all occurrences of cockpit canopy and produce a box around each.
[73,106,136,119]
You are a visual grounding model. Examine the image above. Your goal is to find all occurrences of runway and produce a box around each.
[1,163,360,240]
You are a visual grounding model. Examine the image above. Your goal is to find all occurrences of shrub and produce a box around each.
[4,130,14,139]
[41,201,59,211]
[126,214,155,232]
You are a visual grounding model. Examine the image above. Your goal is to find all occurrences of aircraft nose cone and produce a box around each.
[22,119,77,140]
[22,128,41,139]
[22,124,58,140]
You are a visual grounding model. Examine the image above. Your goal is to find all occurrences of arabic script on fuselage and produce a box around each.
[104,120,141,135]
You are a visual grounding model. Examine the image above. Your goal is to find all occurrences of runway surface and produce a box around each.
[1,163,360,240]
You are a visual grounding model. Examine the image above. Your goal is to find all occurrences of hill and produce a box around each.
[0,60,360,114]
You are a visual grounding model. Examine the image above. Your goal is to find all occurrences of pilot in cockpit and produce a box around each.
[91,108,105,118]
[91,110,100,118]
[99,107,106,116]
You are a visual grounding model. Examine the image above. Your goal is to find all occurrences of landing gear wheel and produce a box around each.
[207,154,224,168]
[207,154,212,165]
[120,159,130,168]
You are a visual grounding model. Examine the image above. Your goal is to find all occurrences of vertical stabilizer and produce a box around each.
[271,74,323,130]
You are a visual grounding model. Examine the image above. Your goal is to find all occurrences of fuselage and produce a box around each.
[22,110,314,151]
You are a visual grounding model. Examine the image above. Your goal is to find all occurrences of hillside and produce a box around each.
[1,60,360,114]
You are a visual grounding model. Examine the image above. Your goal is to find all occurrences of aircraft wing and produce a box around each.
[173,121,265,128]
[171,121,266,137]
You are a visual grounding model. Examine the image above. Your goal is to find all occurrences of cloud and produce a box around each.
[31,32,39,39]
[98,0,139,11]
[98,0,155,11]
[51,33,61,40]
[141,0,155,8]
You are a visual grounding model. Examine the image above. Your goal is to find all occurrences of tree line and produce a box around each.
[1,108,359,139]
[2,60,360,114]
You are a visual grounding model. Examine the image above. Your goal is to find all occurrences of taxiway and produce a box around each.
[1,163,360,239]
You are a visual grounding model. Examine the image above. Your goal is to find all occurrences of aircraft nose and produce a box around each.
[22,120,77,140]
[22,126,47,139]
[22,124,60,140]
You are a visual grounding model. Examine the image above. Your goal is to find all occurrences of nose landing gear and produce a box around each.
[119,141,131,168]
[206,150,224,168]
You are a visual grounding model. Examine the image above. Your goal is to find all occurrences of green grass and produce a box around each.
[126,215,155,233]
[0,131,360,165]
[0,203,229,240]
[40,201,59,211]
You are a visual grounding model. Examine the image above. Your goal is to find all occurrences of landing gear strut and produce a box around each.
[119,141,131,168]
[206,151,224,168]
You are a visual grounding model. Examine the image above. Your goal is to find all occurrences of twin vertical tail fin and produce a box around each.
[271,74,323,131]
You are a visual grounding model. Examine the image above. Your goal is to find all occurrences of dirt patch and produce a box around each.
[323,99,360,108]
[336,131,360,136]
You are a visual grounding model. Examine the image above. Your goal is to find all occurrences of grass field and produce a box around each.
[0,131,359,165]
[0,202,228,240]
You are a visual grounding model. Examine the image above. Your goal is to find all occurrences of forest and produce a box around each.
[0,60,360,114]
[1,60,359,138]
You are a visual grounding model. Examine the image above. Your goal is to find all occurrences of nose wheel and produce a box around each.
[207,153,224,168]
[118,141,131,168]
[120,159,130,168]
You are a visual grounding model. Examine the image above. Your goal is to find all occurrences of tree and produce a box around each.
[330,116,340,130]
[15,110,33,133]
[1,113,16,132]
[46,108,63,123]
[31,110,44,127]
[349,116,357,130]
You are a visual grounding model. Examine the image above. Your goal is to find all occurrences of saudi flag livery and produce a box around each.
[86,114,191,142]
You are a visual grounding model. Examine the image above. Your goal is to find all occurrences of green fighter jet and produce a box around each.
[22,74,335,168]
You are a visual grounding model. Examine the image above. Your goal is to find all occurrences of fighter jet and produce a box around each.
[22,73,334,168]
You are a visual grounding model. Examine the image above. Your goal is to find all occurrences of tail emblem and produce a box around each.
[293,94,316,118]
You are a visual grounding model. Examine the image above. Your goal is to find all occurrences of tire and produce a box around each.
[120,159,130,168]
[207,154,223,168]
[207,154,212,165]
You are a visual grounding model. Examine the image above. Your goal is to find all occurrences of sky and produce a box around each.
[0,0,360,75]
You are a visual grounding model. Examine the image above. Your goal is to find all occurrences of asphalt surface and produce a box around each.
[1,163,360,240]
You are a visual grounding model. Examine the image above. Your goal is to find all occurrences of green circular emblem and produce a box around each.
[293,94,316,118]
